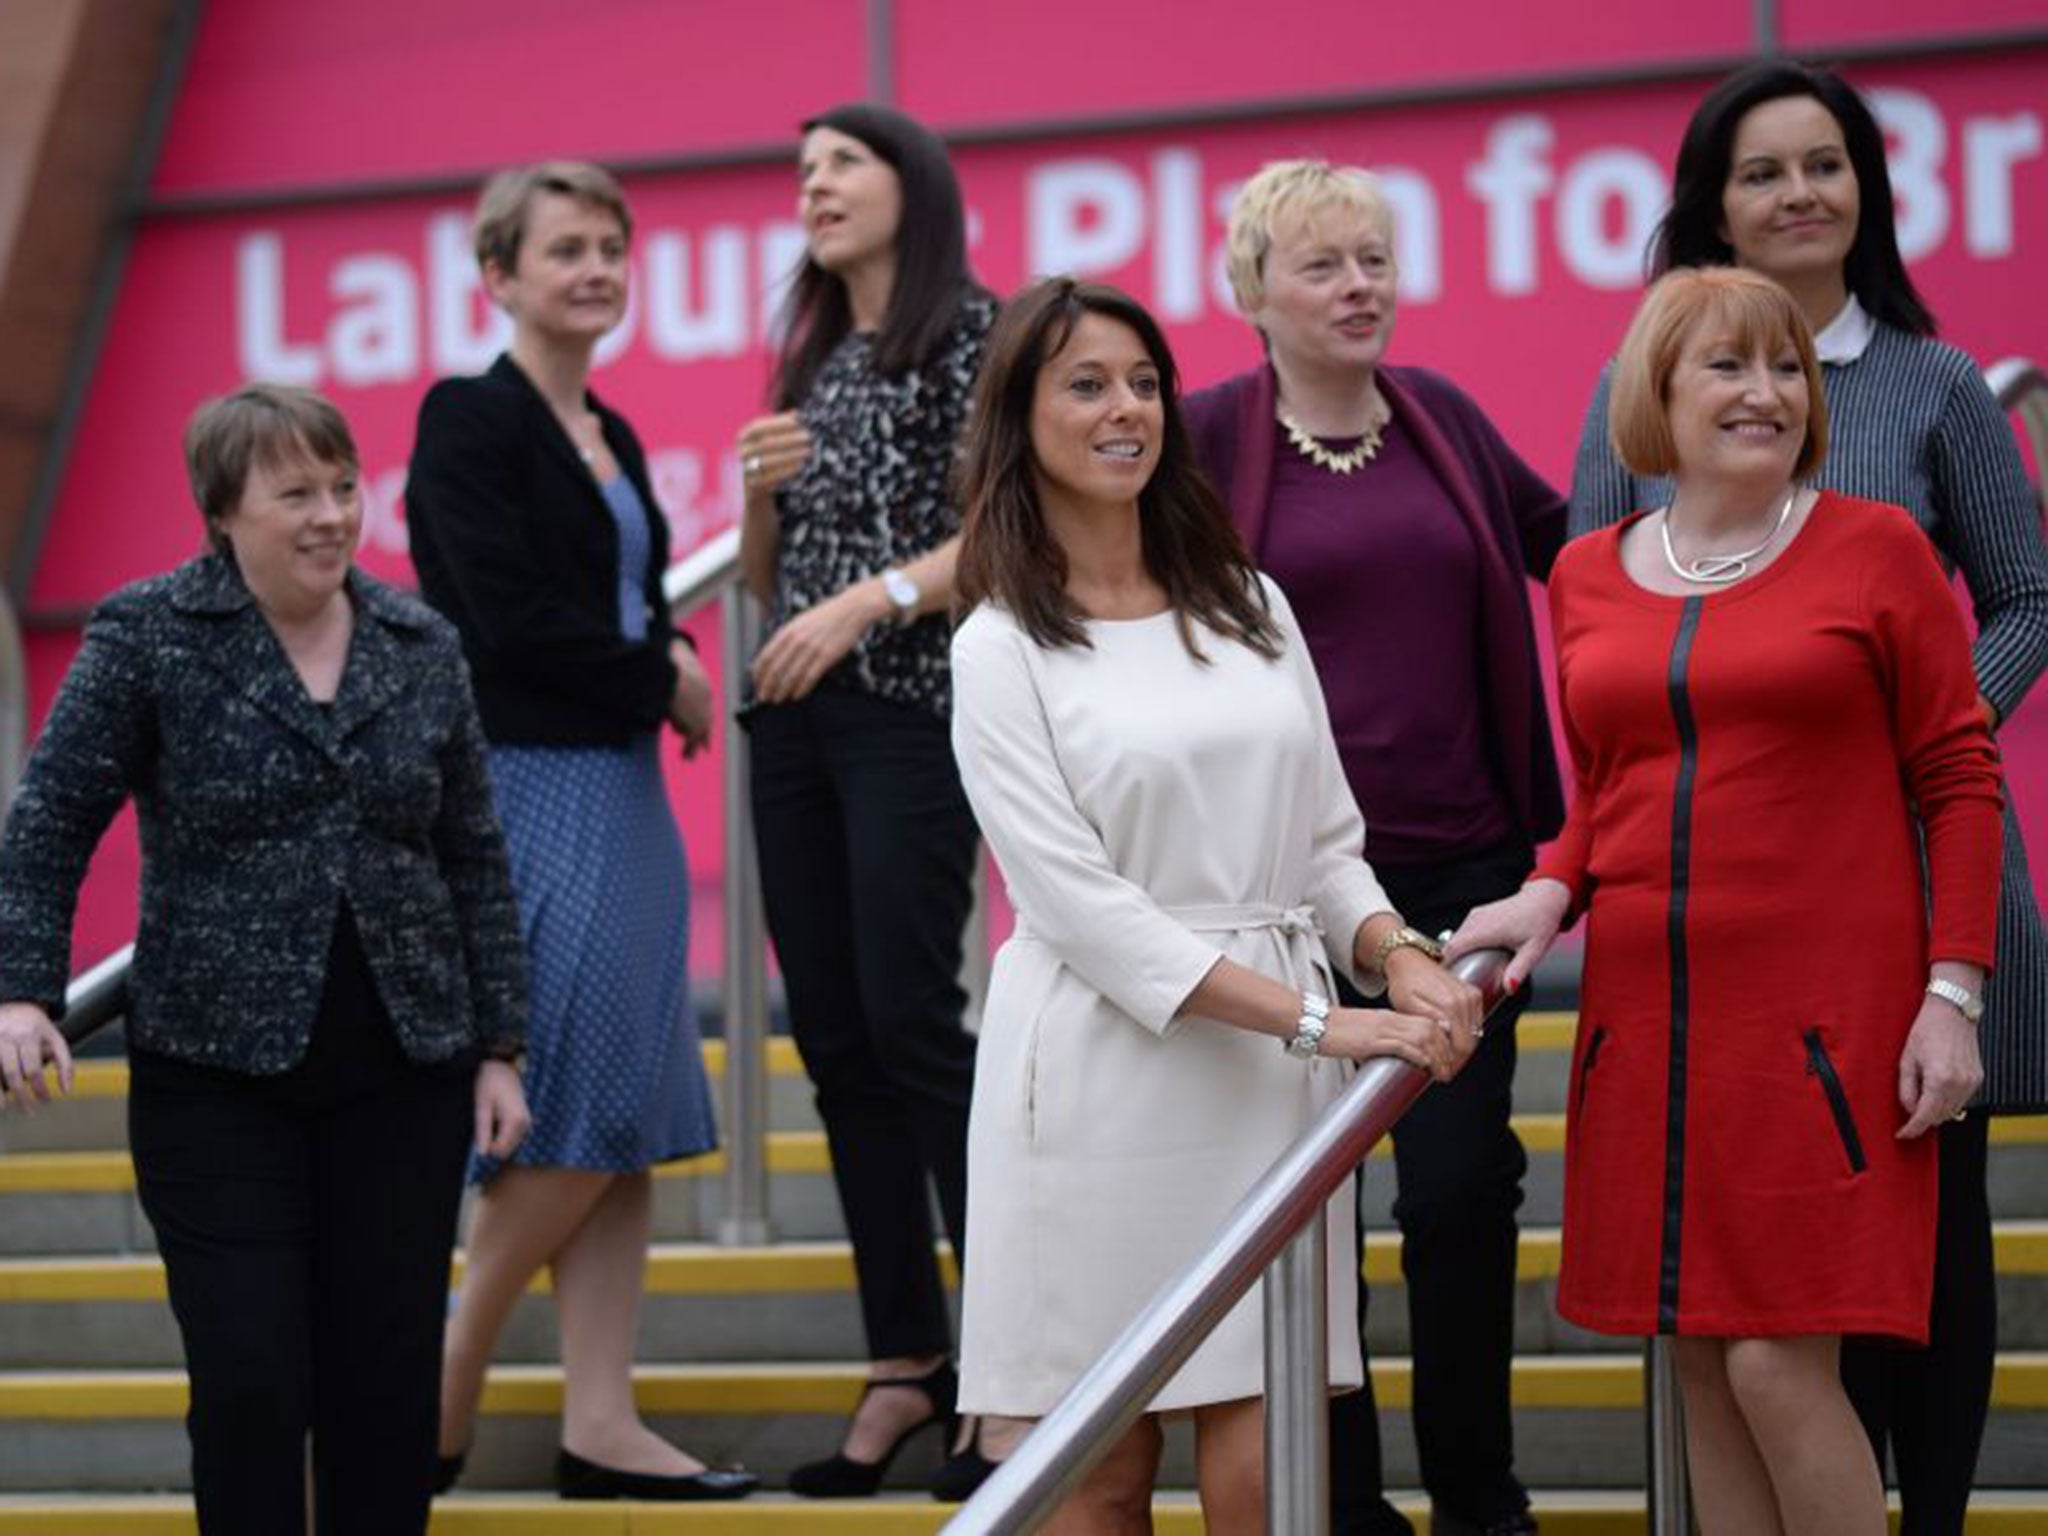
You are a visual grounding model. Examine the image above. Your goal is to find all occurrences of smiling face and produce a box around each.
[799,125,904,284]
[214,446,362,619]
[1248,206,1398,380]
[1028,311,1165,516]
[485,190,629,342]
[1720,95,1861,290]
[1664,317,1810,486]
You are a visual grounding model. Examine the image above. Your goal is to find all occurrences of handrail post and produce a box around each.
[717,585,773,1246]
[1646,1337,1691,1535]
[0,585,26,817]
[1264,1210,1330,1536]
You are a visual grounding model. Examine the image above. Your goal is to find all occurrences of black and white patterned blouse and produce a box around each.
[760,293,995,718]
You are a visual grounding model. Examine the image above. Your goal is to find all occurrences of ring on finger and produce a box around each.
[744,453,762,476]
[1951,1108,1969,1122]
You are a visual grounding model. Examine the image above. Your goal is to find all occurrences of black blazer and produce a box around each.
[406,354,678,746]
[0,556,527,1074]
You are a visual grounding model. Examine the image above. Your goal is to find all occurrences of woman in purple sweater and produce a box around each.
[1182,158,1566,1536]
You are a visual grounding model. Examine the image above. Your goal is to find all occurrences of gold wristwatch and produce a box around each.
[1370,924,1445,976]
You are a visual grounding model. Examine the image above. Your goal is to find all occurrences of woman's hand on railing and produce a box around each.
[1384,948,1485,1046]
[668,639,715,758]
[1445,878,1572,993]
[472,1058,532,1159]
[0,1001,73,1112]
[1318,1006,1464,1082]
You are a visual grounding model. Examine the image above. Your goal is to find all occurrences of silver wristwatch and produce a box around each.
[1284,991,1331,1059]
[881,567,921,624]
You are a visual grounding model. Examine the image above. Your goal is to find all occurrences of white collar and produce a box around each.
[1813,294,1875,364]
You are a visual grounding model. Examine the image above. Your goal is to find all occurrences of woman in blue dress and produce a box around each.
[406,161,755,1502]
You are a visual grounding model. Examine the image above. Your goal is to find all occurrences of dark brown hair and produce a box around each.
[184,385,359,553]
[956,278,1281,662]
[772,103,989,406]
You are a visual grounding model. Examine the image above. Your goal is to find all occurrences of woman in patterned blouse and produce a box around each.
[733,103,995,1500]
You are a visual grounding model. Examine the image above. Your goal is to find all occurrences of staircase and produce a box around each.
[1,1018,2043,1532]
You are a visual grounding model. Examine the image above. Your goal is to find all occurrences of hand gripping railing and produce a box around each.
[945,946,1514,1536]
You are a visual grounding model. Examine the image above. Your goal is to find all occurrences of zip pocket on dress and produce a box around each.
[1573,1027,1607,1118]
[1803,1029,1868,1175]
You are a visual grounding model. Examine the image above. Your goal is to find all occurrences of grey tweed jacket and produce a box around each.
[0,554,527,1074]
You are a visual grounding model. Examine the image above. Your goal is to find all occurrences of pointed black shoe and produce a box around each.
[789,1360,957,1498]
[930,1418,1002,1503]
[555,1447,760,1501]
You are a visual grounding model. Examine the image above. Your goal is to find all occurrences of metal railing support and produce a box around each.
[1646,1337,1692,1536]
[946,949,1510,1535]
[715,580,773,1246]
[0,586,25,817]
[1263,1214,1330,1536]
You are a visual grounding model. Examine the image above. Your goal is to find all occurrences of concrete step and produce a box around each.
[3,1226,2045,1369]
[2,1491,2046,1533]
[9,1113,2048,1255]
[2,1354,2043,1494]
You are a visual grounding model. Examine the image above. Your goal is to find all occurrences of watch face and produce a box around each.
[883,569,919,610]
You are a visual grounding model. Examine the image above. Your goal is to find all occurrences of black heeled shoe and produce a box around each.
[555,1447,760,1501]
[789,1359,957,1498]
[431,1450,465,1495]
[930,1416,1002,1503]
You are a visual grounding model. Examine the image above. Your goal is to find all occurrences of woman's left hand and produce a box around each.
[1896,996,1984,1139]
[749,584,887,704]
[1384,949,1486,1048]
[473,1058,531,1159]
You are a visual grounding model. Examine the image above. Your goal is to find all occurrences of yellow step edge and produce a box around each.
[64,1022,1589,1104]
[6,1353,2047,1421]
[7,1222,2048,1304]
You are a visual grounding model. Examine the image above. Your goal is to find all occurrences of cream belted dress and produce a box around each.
[950,578,1394,1415]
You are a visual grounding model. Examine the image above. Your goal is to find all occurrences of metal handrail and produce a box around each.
[946,946,1514,1535]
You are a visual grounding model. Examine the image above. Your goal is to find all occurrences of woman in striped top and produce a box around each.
[1568,62,2048,1536]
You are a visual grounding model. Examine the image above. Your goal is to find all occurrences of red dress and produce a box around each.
[1536,493,2002,1341]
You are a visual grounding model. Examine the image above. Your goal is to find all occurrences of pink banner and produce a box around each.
[33,50,2048,971]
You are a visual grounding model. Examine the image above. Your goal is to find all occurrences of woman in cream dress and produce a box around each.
[949,278,1481,1531]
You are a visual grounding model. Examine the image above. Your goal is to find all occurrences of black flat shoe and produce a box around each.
[555,1447,760,1501]
[431,1451,465,1495]
[789,1359,957,1498]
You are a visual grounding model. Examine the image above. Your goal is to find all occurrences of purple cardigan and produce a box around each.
[1183,362,1568,849]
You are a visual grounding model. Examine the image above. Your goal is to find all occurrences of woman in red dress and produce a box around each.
[1449,268,2001,1536]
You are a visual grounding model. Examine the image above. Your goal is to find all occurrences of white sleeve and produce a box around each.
[950,611,1223,1036]
[1263,577,1397,994]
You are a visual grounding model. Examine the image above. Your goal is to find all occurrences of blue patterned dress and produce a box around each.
[471,475,717,1178]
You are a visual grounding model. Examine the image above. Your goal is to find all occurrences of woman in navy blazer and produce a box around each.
[406,161,751,1502]
[0,385,531,1536]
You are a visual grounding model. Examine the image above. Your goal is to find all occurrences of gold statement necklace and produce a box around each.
[1276,402,1387,475]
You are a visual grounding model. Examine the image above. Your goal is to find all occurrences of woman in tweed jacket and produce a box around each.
[1569,63,2048,1536]
[0,386,529,1536]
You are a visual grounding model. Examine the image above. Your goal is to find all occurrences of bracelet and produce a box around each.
[1925,978,1983,1024]
[1283,991,1331,1059]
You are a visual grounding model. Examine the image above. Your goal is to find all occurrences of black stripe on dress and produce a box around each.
[1659,596,1705,1334]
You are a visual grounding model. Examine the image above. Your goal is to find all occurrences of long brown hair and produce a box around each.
[956,278,1280,662]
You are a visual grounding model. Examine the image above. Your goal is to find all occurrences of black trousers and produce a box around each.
[749,690,979,1358]
[1331,841,1533,1534]
[129,915,474,1536]
[1840,1110,1996,1536]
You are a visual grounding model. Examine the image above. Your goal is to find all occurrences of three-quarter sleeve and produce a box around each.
[950,613,1223,1036]
[1925,361,2048,723]
[1858,515,2006,968]
[0,599,157,1014]
[408,381,676,729]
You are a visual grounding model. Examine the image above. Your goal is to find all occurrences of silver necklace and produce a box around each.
[1277,404,1386,475]
[1660,489,1797,585]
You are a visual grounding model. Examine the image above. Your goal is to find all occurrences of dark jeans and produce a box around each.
[749,690,979,1358]
[1332,841,1533,1534]
[128,915,474,1536]
[1841,1110,1995,1536]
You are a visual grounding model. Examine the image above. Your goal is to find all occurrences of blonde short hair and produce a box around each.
[472,161,632,276]
[1609,267,1828,480]
[1224,159,1395,315]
